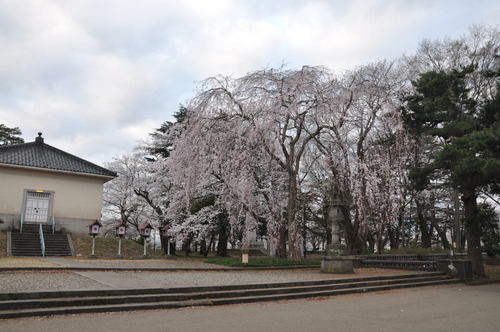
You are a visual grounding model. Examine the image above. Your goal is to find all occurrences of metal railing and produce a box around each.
[51,216,55,234]
[39,224,45,257]
[20,213,24,233]
[360,259,438,271]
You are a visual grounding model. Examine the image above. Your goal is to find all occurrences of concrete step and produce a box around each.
[11,245,41,250]
[0,273,460,319]
[11,249,42,252]
[11,245,40,248]
[0,275,451,311]
[0,272,446,301]
[11,241,40,243]
[10,230,71,257]
[19,224,53,232]
[11,241,40,244]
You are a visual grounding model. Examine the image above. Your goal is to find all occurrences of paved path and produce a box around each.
[41,257,227,269]
[0,268,409,292]
[0,283,498,332]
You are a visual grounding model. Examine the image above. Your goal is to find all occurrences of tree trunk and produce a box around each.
[160,237,176,255]
[343,210,364,254]
[287,172,302,260]
[462,190,485,277]
[276,223,287,258]
[388,215,403,250]
[390,211,404,250]
[366,232,375,253]
[416,199,432,248]
[216,213,229,257]
[452,190,462,251]
[204,235,215,257]
[433,223,450,250]
[160,236,167,254]
[200,239,207,256]
[182,238,191,256]
[376,224,386,254]
[169,240,176,255]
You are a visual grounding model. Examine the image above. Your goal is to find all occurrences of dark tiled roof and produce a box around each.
[0,136,117,178]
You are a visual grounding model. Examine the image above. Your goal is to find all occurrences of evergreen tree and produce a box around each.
[0,124,24,145]
[403,66,500,277]
[148,106,188,158]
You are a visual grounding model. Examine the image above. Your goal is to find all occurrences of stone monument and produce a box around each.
[243,211,266,256]
[321,199,354,273]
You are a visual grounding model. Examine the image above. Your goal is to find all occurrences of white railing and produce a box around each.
[20,213,24,233]
[39,224,45,257]
[51,216,55,234]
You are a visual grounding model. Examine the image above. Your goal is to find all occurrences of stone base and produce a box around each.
[437,259,472,282]
[243,242,267,256]
[321,255,354,274]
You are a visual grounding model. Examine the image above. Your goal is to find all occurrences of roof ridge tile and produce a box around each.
[0,140,116,178]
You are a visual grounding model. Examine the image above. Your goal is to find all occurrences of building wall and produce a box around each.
[0,165,107,234]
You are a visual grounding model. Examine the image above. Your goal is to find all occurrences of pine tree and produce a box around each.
[0,124,24,145]
[403,66,500,277]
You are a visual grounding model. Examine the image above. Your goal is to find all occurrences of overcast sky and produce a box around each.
[0,0,498,165]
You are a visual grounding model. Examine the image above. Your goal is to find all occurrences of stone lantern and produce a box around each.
[321,197,354,273]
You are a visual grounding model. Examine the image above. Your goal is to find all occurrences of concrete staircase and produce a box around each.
[10,231,41,256]
[10,223,72,257]
[0,272,460,319]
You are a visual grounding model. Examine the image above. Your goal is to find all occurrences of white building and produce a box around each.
[0,133,116,235]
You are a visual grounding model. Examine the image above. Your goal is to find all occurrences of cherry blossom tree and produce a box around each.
[102,155,152,238]
[104,25,497,261]
[181,66,337,260]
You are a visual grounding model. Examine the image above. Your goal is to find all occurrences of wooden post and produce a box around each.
[91,236,96,257]
[117,237,122,257]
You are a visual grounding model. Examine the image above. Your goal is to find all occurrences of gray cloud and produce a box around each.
[0,0,498,164]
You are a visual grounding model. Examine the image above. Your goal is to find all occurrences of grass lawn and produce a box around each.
[0,256,60,267]
[204,256,321,267]
[71,236,166,259]
[0,232,6,256]
[485,265,500,280]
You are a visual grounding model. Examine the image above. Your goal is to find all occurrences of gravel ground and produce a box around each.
[0,257,60,268]
[0,272,110,292]
[0,268,411,292]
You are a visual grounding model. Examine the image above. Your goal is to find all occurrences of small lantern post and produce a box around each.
[139,222,153,257]
[88,220,102,258]
[115,221,127,258]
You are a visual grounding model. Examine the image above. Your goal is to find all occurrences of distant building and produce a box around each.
[0,133,116,235]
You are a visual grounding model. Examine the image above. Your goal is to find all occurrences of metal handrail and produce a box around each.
[51,216,55,234]
[20,213,24,233]
[39,224,45,257]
